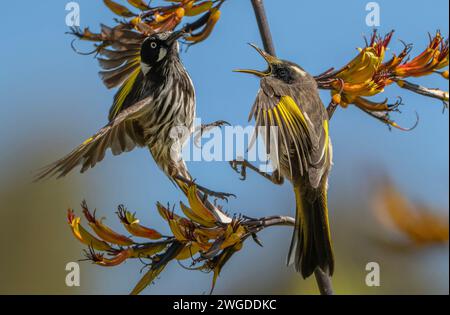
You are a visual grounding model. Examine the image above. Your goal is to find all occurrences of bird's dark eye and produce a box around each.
[275,67,293,83]
[278,68,288,78]
[150,42,157,49]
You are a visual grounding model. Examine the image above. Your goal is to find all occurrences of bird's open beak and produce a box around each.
[234,43,279,77]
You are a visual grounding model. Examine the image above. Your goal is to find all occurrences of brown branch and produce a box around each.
[250,0,337,120]
[245,215,296,228]
[250,0,334,295]
[250,0,276,56]
[245,214,335,295]
[314,268,334,295]
[396,79,449,106]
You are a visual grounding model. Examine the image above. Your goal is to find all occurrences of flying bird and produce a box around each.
[37,29,230,200]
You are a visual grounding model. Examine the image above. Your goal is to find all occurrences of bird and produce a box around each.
[36,30,230,200]
[232,44,334,278]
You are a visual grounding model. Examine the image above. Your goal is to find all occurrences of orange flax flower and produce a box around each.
[67,209,112,251]
[394,31,449,78]
[81,201,134,246]
[117,205,163,240]
[325,31,396,118]
[67,189,250,294]
[73,0,225,48]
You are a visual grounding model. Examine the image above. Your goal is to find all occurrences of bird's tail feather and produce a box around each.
[287,183,334,278]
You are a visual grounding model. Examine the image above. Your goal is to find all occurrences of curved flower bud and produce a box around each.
[395,32,449,78]
[82,201,134,246]
[185,1,213,17]
[180,201,216,227]
[127,0,149,11]
[117,205,163,239]
[186,185,221,224]
[67,209,112,251]
[104,0,136,17]
[334,31,392,85]
[156,203,192,241]
[85,247,132,267]
[185,7,221,43]
[187,185,232,224]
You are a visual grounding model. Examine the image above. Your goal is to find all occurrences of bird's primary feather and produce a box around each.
[95,25,146,120]
[36,97,149,180]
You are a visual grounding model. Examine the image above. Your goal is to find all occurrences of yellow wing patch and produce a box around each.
[278,96,308,127]
[82,137,94,145]
[274,96,310,139]
[259,95,312,177]
[109,66,141,121]
[323,119,330,161]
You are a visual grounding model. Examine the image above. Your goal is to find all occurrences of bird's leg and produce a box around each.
[174,175,236,201]
[229,160,284,185]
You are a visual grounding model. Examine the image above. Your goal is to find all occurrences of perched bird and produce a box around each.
[37,30,229,200]
[233,44,334,278]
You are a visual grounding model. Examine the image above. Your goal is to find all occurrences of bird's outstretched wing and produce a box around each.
[96,24,144,88]
[250,77,329,187]
[94,24,147,121]
[36,97,150,180]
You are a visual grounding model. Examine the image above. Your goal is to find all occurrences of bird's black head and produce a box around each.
[234,44,310,84]
[140,31,184,74]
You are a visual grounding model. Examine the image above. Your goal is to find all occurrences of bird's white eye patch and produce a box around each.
[157,47,167,62]
[292,66,306,77]
[150,42,157,49]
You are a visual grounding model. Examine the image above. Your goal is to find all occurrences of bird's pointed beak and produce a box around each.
[234,43,278,77]
[167,29,185,44]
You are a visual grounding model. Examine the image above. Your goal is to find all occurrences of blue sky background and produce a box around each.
[0,0,448,294]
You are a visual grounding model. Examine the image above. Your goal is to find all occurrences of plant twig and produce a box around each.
[250,0,338,120]
[250,0,276,56]
[250,0,334,295]
[245,215,296,228]
[314,268,334,295]
[396,79,449,107]
[245,215,334,295]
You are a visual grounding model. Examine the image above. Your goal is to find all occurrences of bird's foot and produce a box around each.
[175,175,236,201]
[229,159,284,185]
[200,120,231,132]
[229,159,249,181]
[195,185,236,202]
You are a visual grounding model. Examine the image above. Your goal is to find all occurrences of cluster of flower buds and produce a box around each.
[68,185,249,294]
[317,30,449,129]
[70,0,225,51]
